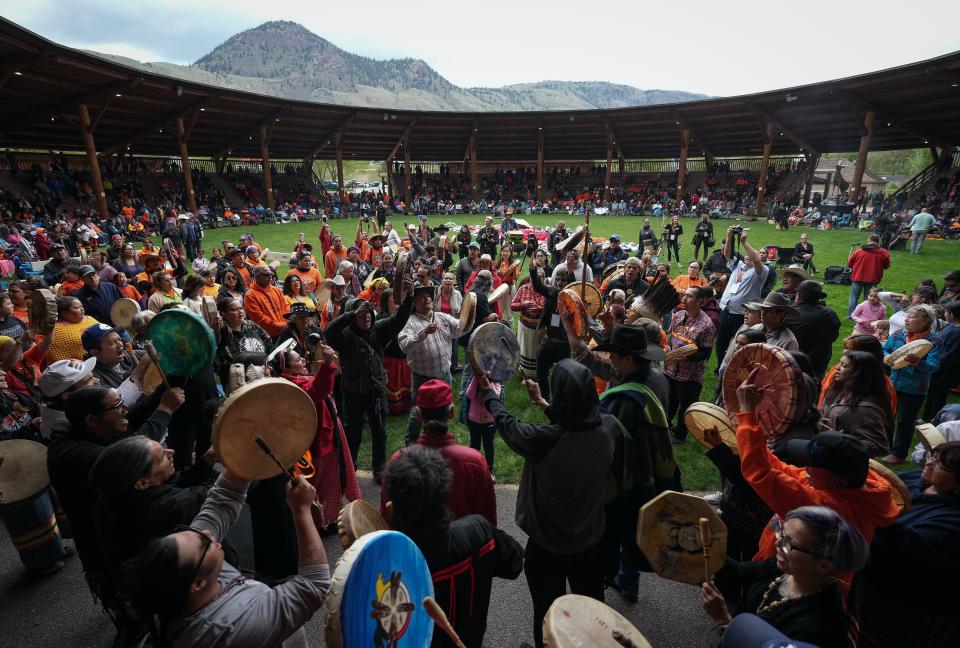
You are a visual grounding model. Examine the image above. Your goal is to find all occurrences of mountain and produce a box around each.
[88,21,708,111]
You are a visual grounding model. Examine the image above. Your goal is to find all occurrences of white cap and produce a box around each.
[39,357,97,398]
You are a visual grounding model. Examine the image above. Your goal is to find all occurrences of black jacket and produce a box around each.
[529,264,563,339]
[325,294,412,396]
[786,301,840,379]
[416,515,523,648]
[46,409,171,571]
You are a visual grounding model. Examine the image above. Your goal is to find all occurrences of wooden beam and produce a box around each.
[802,153,820,207]
[104,94,214,155]
[603,124,614,203]
[850,110,876,205]
[673,110,714,161]
[88,94,114,133]
[470,120,478,202]
[832,88,952,148]
[404,130,413,204]
[382,119,417,163]
[176,117,198,213]
[827,88,870,137]
[260,125,275,210]
[677,127,689,202]
[745,102,819,155]
[536,120,544,203]
[212,106,290,161]
[335,131,345,204]
[77,104,109,220]
[755,121,775,212]
[1,78,142,138]
[304,113,355,161]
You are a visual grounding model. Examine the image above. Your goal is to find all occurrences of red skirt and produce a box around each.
[309,403,361,529]
[385,355,411,415]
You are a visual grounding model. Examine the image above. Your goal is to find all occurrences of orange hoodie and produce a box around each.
[243,282,289,338]
[736,411,900,567]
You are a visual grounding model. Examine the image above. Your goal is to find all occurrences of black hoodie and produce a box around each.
[483,360,615,553]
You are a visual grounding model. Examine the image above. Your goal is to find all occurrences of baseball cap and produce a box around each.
[467,242,480,250]
[50,243,65,252]
[609,234,621,242]
[39,357,98,398]
[417,379,453,409]
[78,264,97,277]
[785,432,869,487]
[81,323,121,351]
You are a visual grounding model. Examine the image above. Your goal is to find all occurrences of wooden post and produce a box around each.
[385,156,393,197]
[850,110,876,206]
[677,127,690,205]
[176,117,197,213]
[335,132,345,205]
[470,121,478,203]
[618,156,625,183]
[536,126,544,203]
[755,122,775,212]
[802,153,820,207]
[77,104,109,220]
[403,132,412,204]
[259,126,275,210]
[603,127,614,204]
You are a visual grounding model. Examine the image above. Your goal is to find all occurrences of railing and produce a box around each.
[891,160,941,199]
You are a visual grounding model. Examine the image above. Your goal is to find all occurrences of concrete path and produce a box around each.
[0,474,717,647]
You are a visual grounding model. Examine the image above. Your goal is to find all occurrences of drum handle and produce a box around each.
[423,597,466,648]
[254,436,324,513]
[143,341,172,391]
[699,517,711,583]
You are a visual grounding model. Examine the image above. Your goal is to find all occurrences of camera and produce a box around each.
[730,225,744,236]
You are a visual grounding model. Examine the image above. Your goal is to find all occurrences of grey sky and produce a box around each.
[5,0,959,97]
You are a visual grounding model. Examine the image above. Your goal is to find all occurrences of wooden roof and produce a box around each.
[2,18,959,162]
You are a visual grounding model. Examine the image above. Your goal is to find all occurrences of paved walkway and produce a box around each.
[0,474,716,647]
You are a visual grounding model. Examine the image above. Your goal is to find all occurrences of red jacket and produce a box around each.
[847,244,890,283]
[736,412,900,582]
[381,432,497,526]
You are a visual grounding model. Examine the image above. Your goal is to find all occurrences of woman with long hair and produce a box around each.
[819,350,893,456]
[180,274,206,315]
[282,273,316,311]
[217,267,246,302]
[277,346,360,530]
[112,243,144,277]
[701,506,869,648]
[146,272,183,314]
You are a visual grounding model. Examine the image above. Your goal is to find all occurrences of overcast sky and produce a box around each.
[5,0,959,97]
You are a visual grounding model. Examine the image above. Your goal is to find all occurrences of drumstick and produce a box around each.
[254,435,323,511]
[699,517,712,584]
[143,341,172,391]
[423,597,466,648]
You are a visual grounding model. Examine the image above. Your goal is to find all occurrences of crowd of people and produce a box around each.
[1,184,959,648]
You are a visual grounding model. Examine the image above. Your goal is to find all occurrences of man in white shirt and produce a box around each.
[398,285,464,444]
[714,227,769,366]
[551,249,593,284]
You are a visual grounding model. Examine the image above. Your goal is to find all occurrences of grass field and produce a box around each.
[205,213,959,489]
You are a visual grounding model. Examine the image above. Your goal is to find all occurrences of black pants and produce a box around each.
[714,310,744,370]
[667,376,704,440]
[343,390,387,476]
[536,337,570,401]
[693,239,711,261]
[524,538,604,647]
[892,391,926,459]
[467,419,495,469]
[666,239,681,262]
[923,372,959,421]
[246,474,298,581]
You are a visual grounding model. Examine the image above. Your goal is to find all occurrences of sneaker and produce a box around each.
[881,454,904,466]
[609,575,638,603]
[703,491,722,506]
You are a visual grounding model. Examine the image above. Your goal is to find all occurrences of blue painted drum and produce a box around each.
[467,321,520,383]
[325,530,435,648]
[145,307,217,376]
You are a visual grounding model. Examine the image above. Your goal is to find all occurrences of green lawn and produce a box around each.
[203,213,959,489]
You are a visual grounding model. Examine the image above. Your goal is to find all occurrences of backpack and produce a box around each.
[824,266,851,285]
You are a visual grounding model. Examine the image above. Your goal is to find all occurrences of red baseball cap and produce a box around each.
[417,379,453,409]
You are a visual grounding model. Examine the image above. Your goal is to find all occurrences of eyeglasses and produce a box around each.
[771,516,829,560]
[175,525,212,581]
[98,397,127,414]
[925,452,954,473]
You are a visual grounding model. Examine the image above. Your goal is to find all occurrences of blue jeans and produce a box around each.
[847,281,875,317]
[405,371,453,445]
[910,231,927,254]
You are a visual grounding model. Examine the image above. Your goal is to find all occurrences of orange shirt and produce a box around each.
[59,279,85,296]
[324,248,348,278]
[288,267,324,295]
[671,274,708,291]
[119,284,142,301]
[243,283,289,338]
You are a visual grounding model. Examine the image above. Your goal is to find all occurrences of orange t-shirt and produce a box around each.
[288,267,324,294]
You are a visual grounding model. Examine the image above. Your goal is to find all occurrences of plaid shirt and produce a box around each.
[398,310,463,377]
